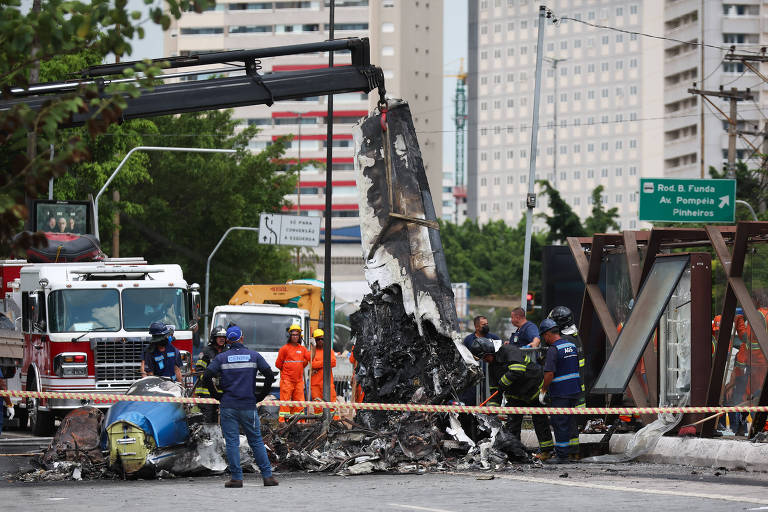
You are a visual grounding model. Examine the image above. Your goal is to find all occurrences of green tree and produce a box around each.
[584,185,620,234]
[710,161,768,219]
[536,180,586,243]
[0,0,209,250]
[121,111,311,308]
[441,218,544,297]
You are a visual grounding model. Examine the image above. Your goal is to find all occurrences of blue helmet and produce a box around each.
[149,321,171,337]
[226,325,243,342]
[539,318,559,335]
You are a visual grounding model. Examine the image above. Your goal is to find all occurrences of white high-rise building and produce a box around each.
[165,0,443,281]
[663,1,765,178]
[467,0,665,231]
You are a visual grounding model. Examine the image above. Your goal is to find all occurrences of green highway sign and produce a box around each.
[639,178,736,223]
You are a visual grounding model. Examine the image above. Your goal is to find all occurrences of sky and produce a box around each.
[442,0,468,180]
[123,0,468,178]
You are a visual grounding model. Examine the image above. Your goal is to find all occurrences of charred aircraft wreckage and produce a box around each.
[13,101,541,482]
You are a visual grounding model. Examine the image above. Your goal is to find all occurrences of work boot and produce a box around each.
[263,476,279,486]
[532,450,553,462]
[224,479,243,488]
[569,453,581,461]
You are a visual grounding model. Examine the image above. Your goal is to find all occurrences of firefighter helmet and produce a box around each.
[548,306,574,330]
[210,325,227,343]
[313,328,324,339]
[149,321,171,337]
[469,337,497,358]
[288,324,302,334]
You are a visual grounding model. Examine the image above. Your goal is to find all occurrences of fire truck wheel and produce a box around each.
[27,378,55,436]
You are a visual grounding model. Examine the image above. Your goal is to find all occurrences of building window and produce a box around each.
[574,92,582,100]
[615,167,622,176]
[630,58,638,68]
[382,22,395,32]
[601,62,609,72]
[587,143,595,152]
[629,86,638,95]
[630,5,638,14]
[507,98,514,107]
[601,143,609,152]
[615,140,623,149]
[229,25,272,33]
[480,177,488,186]
[507,72,514,82]
[601,88,609,98]
[574,197,581,206]
[180,27,224,35]
[587,169,595,178]
[616,6,623,16]
[574,65,581,75]
[629,166,637,175]
[481,51,488,60]
[574,170,581,179]
[574,144,581,153]
[629,139,637,148]
[480,153,488,162]
[602,35,609,45]
[507,47,515,56]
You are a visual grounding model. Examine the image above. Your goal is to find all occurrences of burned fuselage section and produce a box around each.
[352,100,478,412]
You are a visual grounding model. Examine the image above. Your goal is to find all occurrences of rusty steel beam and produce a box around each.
[704,222,768,435]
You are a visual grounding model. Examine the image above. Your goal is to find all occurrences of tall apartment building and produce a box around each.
[663,1,764,178]
[164,0,443,281]
[467,0,664,231]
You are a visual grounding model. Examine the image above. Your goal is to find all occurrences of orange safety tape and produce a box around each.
[3,390,768,415]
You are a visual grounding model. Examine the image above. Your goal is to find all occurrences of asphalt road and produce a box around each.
[2,463,768,511]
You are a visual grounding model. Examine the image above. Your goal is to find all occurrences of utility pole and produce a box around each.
[296,112,303,269]
[544,56,567,187]
[687,86,753,179]
[521,5,548,312]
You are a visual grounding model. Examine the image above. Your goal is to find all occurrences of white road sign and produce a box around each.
[259,213,321,247]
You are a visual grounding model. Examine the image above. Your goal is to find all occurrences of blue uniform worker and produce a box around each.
[142,321,183,382]
[203,325,278,488]
[540,318,582,463]
[510,307,541,348]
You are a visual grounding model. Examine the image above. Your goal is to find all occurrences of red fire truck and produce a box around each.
[0,257,200,435]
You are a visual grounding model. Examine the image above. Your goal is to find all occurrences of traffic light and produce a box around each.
[526,292,534,312]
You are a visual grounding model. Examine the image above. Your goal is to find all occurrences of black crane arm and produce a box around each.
[0,38,385,128]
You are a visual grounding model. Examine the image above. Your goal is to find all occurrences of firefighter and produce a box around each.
[194,325,229,423]
[202,326,277,488]
[1,367,14,436]
[275,324,310,422]
[548,306,586,459]
[539,318,582,464]
[141,321,183,382]
[310,329,339,419]
[468,336,555,461]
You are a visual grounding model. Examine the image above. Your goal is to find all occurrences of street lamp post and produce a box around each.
[203,226,260,337]
[93,146,237,239]
[543,57,567,188]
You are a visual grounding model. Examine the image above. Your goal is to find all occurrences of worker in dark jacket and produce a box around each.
[539,318,582,464]
[469,337,555,460]
[194,325,228,423]
[203,325,278,488]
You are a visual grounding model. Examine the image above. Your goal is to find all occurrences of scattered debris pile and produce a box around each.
[261,407,532,475]
[350,286,476,429]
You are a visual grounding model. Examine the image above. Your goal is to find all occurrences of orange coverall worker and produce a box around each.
[745,308,768,399]
[275,341,310,422]
[349,349,365,403]
[310,348,337,415]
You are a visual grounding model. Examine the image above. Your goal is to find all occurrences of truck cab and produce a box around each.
[3,259,201,435]
[209,303,311,396]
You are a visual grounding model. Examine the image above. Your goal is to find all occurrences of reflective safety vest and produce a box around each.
[488,344,543,403]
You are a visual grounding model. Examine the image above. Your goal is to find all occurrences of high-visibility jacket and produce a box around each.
[194,344,226,396]
[276,343,310,381]
[310,348,336,387]
[746,308,768,366]
[488,344,543,404]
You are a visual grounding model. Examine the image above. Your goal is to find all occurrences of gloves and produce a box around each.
[6,405,14,420]
[539,392,547,405]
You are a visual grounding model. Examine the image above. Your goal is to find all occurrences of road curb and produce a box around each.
[521,431,768,472]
